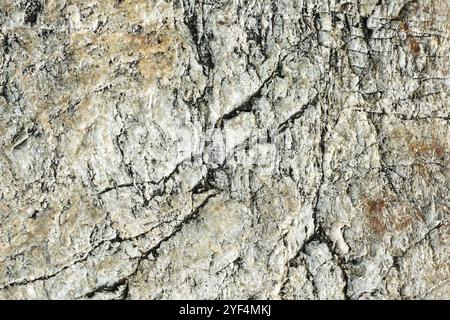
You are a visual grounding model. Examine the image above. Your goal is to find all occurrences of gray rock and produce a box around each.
[0,0,448,299]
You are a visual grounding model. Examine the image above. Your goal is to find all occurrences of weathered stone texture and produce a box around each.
[0,0,448,299]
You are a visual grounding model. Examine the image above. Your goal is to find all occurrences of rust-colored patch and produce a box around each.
[433,142,446,157]
[408,137,447,158]
[366,199,388,235]
[399,21,421,55]
[414,163,433,180]
[364,192,424,236]
[409,38,421,55]
[399,21,409,32]
[102,30,176,83]
[394,212,414,231]
[68,27,177,88]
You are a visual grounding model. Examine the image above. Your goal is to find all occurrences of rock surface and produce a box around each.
[0,0,449,300]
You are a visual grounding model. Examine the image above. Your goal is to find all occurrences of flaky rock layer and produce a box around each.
[0,0,449,299]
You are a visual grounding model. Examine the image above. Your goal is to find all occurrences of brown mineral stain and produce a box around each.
[394,211,414,231]
[366,199,387,235]
[63,27,179,159]
[390,126,447,160]
[399,21,409,32]
[414,163,433,180]
[409,38,421,55]
[399,21,421,56]
[364,193,424,236]
[17,29,37,54]
[0,206,53,260]
[65,0,177,85]
[111,30,176,83]
[408,137,447,158]
[68,28,177,87]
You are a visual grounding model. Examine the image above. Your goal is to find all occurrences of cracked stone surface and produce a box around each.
[0,0,449,300]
